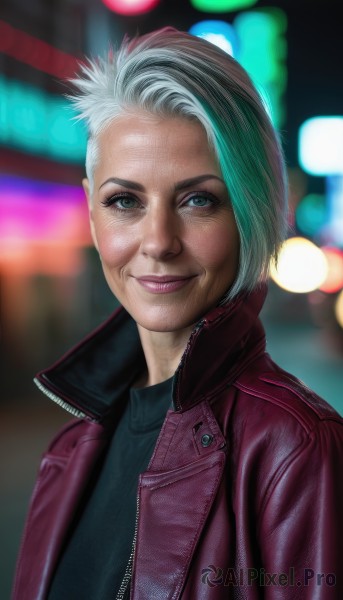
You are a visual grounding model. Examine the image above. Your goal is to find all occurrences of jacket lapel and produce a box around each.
[131,400,227,600]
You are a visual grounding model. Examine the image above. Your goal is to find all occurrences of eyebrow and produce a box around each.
[175,174,225,191]
[99,177,144,192]
[98,174,225,192]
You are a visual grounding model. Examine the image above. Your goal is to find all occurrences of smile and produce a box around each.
[135,275,196,294]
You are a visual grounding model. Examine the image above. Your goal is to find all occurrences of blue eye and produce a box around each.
[101,194,139,209]
[186,193,215,207]
[116,197,138,209]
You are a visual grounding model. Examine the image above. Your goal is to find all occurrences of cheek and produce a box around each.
[192,221,239,273]
[94,220,135,267]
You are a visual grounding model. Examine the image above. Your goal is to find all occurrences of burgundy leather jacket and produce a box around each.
[12,287,343,599]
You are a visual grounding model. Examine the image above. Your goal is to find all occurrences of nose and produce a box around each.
[140,205,182,260]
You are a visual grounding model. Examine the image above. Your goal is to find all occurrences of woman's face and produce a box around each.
[84,112,239,333]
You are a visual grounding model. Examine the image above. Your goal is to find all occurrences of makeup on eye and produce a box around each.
[100,190,222,211]
[182,192,218,208]
[101,193,140,209]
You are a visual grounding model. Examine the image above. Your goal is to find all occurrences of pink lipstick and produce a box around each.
[135,275,195,294]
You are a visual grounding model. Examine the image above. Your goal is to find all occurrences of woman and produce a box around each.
[13,28,342,599]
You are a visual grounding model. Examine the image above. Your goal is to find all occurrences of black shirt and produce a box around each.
[48,376,173,600]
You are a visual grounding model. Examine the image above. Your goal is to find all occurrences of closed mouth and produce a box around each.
[134,274,197,293]
[136,275,195,283]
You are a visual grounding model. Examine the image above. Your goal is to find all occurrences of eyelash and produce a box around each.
[100,191,218,211]
[101,192,140,210]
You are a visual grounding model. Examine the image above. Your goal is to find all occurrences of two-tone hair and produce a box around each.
[69,27,288,300]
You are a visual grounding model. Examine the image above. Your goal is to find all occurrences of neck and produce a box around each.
[136,324,194,387]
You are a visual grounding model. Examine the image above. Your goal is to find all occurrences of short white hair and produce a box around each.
[70,30,222,189]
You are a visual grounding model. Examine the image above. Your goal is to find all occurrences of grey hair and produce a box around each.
[69,27,288,300]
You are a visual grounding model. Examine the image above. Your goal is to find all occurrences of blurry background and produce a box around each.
[1,0,342,596]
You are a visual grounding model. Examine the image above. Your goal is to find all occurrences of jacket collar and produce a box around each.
[172,285,267,410]
[35,285,267,423]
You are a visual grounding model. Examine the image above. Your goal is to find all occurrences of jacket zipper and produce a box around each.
[35,373,139,600]
[33,377,88,420]
[115,491,140,599]
[173,319,205,411]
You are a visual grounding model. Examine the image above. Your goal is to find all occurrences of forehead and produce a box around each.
[93,112,221,183]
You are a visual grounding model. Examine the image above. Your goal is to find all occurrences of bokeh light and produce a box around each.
[299,117,343,176]
[295,193,327,236]
[335,289,343,328]
[189,21,239,56]
[101,0,160,15]
[326,174,343,247]
[319,247,343,294]
[0,177,91,275]
[233,8,287,128]
[190,0,258,12]
[0,75,86,162]
[270,237,328,293]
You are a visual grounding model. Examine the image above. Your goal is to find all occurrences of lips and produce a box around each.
[135,274,196,293]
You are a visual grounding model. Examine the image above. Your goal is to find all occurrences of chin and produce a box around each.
[131,306,200,334]
[136,316,194,334]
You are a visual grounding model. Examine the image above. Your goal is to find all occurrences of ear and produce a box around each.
[82,178,99,252]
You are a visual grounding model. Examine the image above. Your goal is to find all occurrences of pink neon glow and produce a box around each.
[0,199,87,242]
[0,177,92,276]
[0,178,91,245]
[101,0,160,16]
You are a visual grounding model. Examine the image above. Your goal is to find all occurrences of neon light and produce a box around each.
[233,9,287,128]
[270,237,328,293]
[190,0,258,12]
[189,10,287,127]
[0,20,81,79]
[0,75,86,162]
[0,177,91,275]
[319,247,343,294]
[0,176,90,245]
[189,21,239,57]
[335,289,343,328]
[299,117,343,176]
[101,0,160,16]
[326,175,343,246]
[295,193,327,237]
[0,237,85,276]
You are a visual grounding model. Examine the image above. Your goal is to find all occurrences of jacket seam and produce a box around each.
[147,411,182,470]
[142,453,224,491]
[45,432,109,459]
[257,434,312,535]
[234,381,332,433]
[12,461,50,597]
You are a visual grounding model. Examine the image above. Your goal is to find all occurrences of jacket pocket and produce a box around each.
[131,450,226,600]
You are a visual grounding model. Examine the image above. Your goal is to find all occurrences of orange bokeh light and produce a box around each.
[319,247,343,294]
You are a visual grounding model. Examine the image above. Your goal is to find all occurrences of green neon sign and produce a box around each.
[190,0,258,12]
[233,8,287,128]
[0,76,86,163]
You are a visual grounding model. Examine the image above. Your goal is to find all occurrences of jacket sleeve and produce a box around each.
[257,418,343,600]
